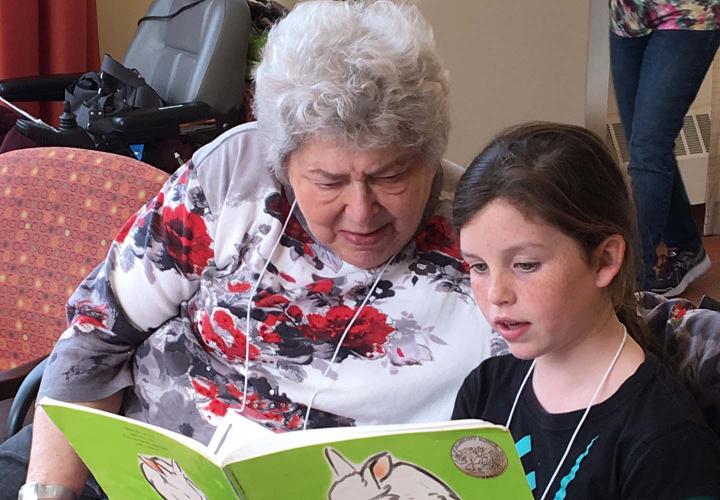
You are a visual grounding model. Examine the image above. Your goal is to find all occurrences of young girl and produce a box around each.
[452,123,720,499]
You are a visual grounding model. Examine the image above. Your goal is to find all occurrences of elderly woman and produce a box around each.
[3,1,494,498]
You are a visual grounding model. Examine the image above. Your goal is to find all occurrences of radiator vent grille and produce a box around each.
[697,113,711,151]
[606,112,711,164]
[606,126,619,165]
[610,122,630,163]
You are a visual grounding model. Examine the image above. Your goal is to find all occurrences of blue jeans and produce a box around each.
[610,29,720,285]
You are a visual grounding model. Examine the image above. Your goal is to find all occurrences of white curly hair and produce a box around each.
[253,0,450,181]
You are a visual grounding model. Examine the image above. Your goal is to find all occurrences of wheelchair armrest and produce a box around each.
[108,102,215,140]
[0,73,83,101]
[15,118,96,149]
[6,357,48,439]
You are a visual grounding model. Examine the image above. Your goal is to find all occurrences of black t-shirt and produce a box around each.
[452,354,720,499]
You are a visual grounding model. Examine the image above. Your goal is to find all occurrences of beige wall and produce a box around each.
[96,0,607,167]
[97,0,153,60]
[415,1,604,166]
[280,0,606,167]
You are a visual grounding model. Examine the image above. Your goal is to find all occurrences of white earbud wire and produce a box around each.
[302,252,398,430]
[239,199,298,413]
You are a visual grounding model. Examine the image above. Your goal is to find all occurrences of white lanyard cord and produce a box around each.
[239,199,298,414]
[302,252,398,430]
[234,194,397,430]
[505,358,536,429]
[506,327,628,500]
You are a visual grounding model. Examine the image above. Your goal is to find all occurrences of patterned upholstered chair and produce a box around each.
[0,147,167,436]
[638,292,720,437]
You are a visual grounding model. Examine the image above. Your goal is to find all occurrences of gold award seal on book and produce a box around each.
[451,436,508,478]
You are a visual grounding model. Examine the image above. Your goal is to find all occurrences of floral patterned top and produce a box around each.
[38,122,496,445]
[610,0,720,37]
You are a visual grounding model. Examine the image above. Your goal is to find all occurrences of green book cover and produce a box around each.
[41,397,533,500]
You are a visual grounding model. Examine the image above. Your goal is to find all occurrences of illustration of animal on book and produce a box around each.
[325,448,460,499]
[139,454,207,500]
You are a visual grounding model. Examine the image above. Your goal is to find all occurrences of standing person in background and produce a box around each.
[610,0,720,296]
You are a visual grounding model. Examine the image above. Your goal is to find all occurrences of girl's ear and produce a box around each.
[593,234,625,288]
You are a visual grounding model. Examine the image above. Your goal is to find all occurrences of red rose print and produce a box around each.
[280,272,296,283]
[261,331,282,343]
[226,383,243,400]
[137,192,164,232]
[458,259,470,273]
[224,383,293,426]
[263,313,286,327]
[207,398,229,416]
[265,191,291,219]
[671,303,688,321]
[286,413,303,430]
[301,305,395,358]
[70,300,109,329]
[415,215,470,272]
[286,305,304,321]
[191,378,219,399]
[258,312,289,344]
[302,243,315,258]
[212,309,235,330]
[242,400,285,425]
[416,216,462,259]
[265,192,318,260]
[177,167,191,185]
[157,204,213,275]
[285,216,313,246]
[199,310,260,361]
[191,377,228,417]
[254,292,290,308]
[114,212,138,243]
[306,278,334,294]
[70,314,104,329]
[228,280,252,293]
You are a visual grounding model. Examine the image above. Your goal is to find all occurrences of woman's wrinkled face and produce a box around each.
[288,137,438,269]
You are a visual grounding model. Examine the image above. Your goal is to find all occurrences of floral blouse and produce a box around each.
[38,122,496,445]
[610,0,720,37]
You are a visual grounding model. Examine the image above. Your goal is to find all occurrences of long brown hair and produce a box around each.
[453,122,663,360]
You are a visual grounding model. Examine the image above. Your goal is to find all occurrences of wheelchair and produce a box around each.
[0,0,256,173]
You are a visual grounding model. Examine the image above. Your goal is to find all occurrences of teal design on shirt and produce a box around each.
[515,435,535,490]
[553,436,599,500]
[514,434,599,498]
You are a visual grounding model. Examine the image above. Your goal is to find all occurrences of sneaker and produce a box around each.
[648,247,711,297]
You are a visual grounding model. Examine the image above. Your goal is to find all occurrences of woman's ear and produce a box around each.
[593,234,625,288]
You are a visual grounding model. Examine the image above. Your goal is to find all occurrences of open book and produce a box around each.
[41,397,532,499]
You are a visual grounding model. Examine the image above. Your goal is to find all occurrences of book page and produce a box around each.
[211,413,275,459]
[222,421,532,499]
[222,419,504,464]
[41,398,237,499]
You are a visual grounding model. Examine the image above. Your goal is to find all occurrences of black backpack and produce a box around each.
[65,54,164,138]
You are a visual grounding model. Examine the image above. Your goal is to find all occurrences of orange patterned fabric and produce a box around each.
[0,148,168,370]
